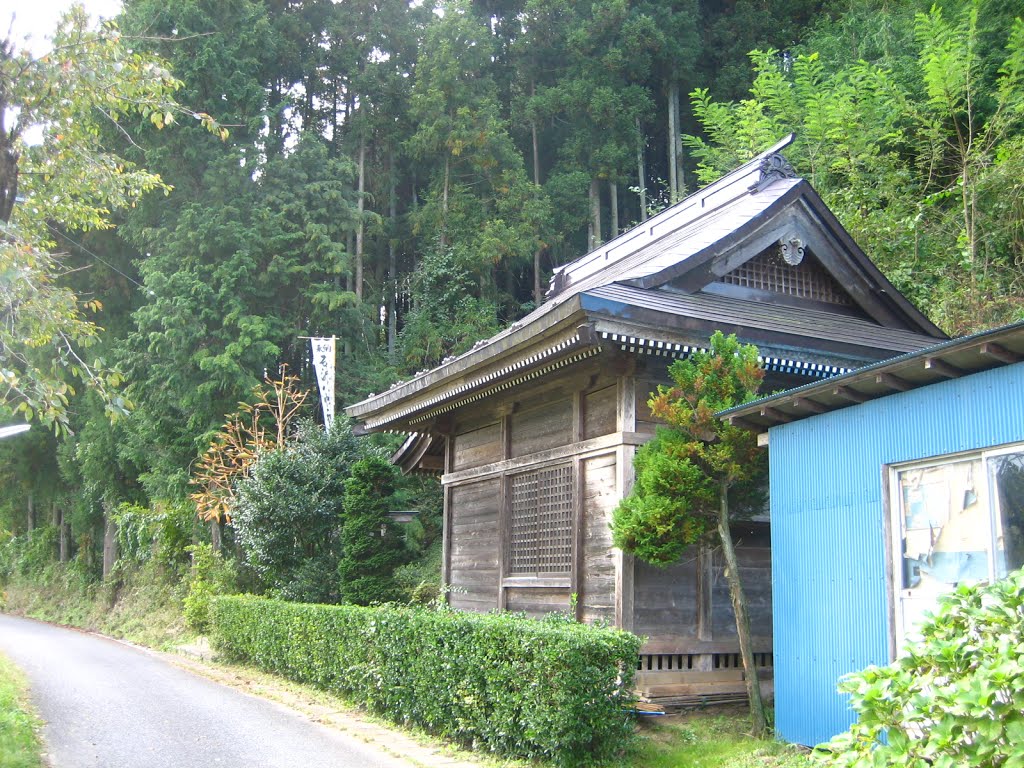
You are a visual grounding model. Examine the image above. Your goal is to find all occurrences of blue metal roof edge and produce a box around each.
[720,318,1024,423]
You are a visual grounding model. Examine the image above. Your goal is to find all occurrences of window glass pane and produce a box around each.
[897,458,989,593]
[988,451,1024,578]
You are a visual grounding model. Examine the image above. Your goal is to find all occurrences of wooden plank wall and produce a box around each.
[632,555,700,644]
[506,587,570,614]
[452,423,502,471]
[510,398,572,457]
[710,523,773,637]
[448,478,501,612]
[583,385,617,440]
[580,452,618,623]
[442,355,625,621]
[631,523,772,650]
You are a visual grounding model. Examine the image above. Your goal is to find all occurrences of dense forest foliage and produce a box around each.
[1,0,1022,591]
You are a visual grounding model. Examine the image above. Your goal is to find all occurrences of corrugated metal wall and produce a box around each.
[769,362,1024,747]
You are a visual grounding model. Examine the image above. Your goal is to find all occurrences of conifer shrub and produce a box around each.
[818,569,1024,767]
[338,457,407,605]
[209,596,641,766]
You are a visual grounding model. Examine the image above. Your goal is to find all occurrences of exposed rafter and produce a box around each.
[876,372,912,392]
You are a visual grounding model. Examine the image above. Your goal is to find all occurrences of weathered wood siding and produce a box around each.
[448,478,501,612]
[506,587,571,614]
[452,423,502,471]
[632,523,772,649]
[633,555,699,643]
[710,524,773,637]
[509,398,572,457]
[635,375,666,435]
[580,452,617,623]
[583,385,617,439]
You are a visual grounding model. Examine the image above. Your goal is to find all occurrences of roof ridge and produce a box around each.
[547,134,796,299]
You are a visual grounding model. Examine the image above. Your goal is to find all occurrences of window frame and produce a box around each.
[887,441,1024,652]
[505,461,575,582]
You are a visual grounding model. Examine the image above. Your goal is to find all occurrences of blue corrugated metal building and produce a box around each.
[723,322,1024,747]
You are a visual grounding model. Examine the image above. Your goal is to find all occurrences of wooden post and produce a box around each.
[441,435,453,603]
[615,373,637,631]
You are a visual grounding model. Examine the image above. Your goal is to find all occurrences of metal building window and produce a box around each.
[509,465,574,576]
[890,443,1024,649]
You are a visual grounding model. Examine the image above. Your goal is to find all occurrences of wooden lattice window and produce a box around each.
[509,465,574,575]
[719,248,853,306]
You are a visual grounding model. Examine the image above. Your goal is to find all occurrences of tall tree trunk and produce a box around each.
[26,491,33,533]
[588,178,601,250]
[531,101,544,306]
[102,506,119,581]
[531,97,541,187]
[59,514,69,563]
[441,156,450,249]
[610,181,619,238]
[533,248,543,307]
[672,82,685,200]
[668,84,678,204]
[387,147,398,363]
[636,117,647,222]
[211,519,222,553]
[0,79,19,225]
[355,136,366,302]
[50,502,61,559]
[267,78,284,159]
[717,481,767,737]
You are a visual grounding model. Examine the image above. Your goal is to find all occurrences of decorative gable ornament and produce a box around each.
[749,152,798,192]
[779,235,805,266]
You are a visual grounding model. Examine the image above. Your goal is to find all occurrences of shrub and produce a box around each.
[210,596,642,766]
[113,501,197,571]
[232,420,362,603]
[183,544,237,633]
[818,568,1024,767]
[338,457,408,605]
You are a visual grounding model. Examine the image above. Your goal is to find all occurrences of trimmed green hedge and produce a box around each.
[209,596,642,765]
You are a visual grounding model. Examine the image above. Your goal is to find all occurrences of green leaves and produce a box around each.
[819,568,1024,767]
[685,2,1024,335]
[232,421,364,604]
[338,456,407,605]
[0,5,226,432]
[611,331,766,566]
[209,596,642,766]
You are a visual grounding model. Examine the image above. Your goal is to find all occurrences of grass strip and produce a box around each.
[0,652,44,768]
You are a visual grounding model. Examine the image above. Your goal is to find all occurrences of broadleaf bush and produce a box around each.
[817,568,1024,767]
[209,596,642,765]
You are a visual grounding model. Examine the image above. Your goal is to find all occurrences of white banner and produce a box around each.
[310,337,336,429]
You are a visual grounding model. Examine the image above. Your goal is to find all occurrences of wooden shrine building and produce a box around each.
[345,136,946,704]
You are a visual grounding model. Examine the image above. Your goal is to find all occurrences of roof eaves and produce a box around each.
[795,184,946,339]
[345,294,586,420]
[720,320,1024,431]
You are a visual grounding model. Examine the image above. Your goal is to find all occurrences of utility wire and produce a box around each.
[44,221,150,293]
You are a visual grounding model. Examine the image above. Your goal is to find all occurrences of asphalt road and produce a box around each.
[0,613,415,768]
